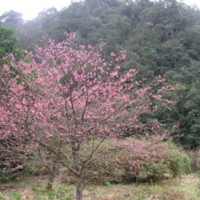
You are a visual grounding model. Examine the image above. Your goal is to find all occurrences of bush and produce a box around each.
[166,142,191,176]
[79,138,191,184]
[186,149,200,172]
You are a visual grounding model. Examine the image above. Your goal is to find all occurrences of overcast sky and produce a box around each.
[0,0,200,21]
[0,0,72,20]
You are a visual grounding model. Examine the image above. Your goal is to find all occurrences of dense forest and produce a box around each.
[1,1,200,199]
[1,0,199,149]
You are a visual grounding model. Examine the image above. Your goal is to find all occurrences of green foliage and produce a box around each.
[166,142,191,176]
[0,174,11,183]
[104,181,112,187]
[71,139,191,184]
[7,192,22,200]
[30,184,73,199]
[0,26,24,65]
[0,173,21,183]
[0,193,6,200]
[128,141,191,181]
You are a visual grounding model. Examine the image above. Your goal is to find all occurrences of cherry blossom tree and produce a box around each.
[0,33,174,200]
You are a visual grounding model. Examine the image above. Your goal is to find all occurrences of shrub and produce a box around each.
[79,138,191,184]
[186,149,200,172]
[166,142,191,176]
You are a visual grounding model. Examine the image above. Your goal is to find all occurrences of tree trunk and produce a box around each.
[71,142,83,200]
[46,173,54,190]
[76,176,83,200]
[72,142,83,200]
[46,163,56,190]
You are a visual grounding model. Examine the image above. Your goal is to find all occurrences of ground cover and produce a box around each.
[0,173,199,200]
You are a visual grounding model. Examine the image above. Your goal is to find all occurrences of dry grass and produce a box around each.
[0,174,199,200]
[187,149,200,172]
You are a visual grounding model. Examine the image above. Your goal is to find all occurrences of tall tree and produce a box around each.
[0,34,173,199]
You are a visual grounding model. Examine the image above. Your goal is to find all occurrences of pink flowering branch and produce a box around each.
[0,33,174,200]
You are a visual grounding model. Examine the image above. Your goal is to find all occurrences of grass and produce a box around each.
[0,174,199,200]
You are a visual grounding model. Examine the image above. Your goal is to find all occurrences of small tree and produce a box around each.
[0,33,174,200]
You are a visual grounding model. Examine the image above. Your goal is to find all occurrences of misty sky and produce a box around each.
[0,0,72,20]
[0,0,200,21]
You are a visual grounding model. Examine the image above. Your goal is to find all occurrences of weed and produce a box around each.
[7,192,22,200]
[132,188,146,200]
[31,184,41,192]
[196,171,200,197]
[0,174,198,200]
[0,193,6,200]
[104,181,112,187]
[60,196,72,200]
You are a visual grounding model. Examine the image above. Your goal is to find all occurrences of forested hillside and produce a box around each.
[1,0,200,148]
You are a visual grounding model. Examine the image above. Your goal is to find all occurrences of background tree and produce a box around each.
[0,26,24,65]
